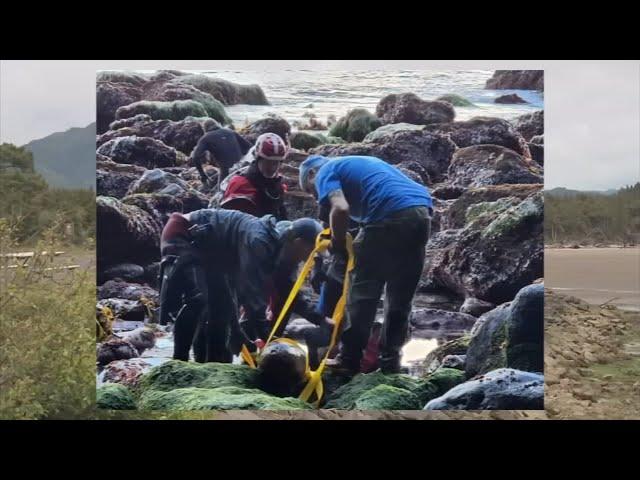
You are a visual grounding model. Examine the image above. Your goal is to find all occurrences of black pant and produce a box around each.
[340,206,431,371]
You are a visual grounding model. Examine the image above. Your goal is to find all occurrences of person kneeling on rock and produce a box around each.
[299,154,433,376]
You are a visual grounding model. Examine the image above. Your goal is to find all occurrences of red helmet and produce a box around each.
[254,133,288,161]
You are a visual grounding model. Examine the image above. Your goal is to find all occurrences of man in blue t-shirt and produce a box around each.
[299,155,433,375]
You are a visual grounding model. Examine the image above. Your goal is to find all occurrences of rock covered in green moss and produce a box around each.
[138,360,258,393]
[436,94,475,107]
[422,335,471,374]
[115,100,209,123]
[138,386,311,410]
[96,383,137,410]
[353,385,421,410]
[329,109,381,142]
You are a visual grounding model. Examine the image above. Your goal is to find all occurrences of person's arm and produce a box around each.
[327,190,350,251]
[235,132,253,155]
[238,238,273,339]
[191,135,214,184]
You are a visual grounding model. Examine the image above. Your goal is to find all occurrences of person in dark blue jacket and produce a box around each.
[158,208,320,363]
[299,155,433,375]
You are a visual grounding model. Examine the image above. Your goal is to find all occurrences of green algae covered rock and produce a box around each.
[96,383,137,410]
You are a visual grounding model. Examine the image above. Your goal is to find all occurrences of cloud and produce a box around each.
[1,60,638,189]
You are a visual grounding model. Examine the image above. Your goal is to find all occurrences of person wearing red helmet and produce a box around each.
[220,132,289,220]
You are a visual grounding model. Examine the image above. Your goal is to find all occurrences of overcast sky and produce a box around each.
[1,60,638,190]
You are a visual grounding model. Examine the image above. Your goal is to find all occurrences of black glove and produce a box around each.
[310,265,328,293]
[327,250,348,282]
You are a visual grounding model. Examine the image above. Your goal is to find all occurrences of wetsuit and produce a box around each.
[191,128,252,184]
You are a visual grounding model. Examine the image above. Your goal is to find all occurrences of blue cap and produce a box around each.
[299,155,330,191]
[288,218,323,244]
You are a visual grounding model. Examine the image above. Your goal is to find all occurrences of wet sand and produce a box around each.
[545,247,640,311]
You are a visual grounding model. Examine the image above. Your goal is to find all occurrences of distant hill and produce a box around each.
[23,123,96,190]
[545,187,618,198]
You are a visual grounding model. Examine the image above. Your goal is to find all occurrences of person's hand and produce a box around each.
[323,317,335,329]
[254,338,265,350]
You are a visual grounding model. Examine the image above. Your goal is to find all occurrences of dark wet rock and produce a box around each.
[97,136,184,169]
[138,360,258,393]
[423,192,544,304]
[424,368,544,410]
[423,116,530,157]
[485,70,544,91]
[101,358,153,389]
[96,81,142,134]
[435,94,475,107]
[376,93,455,125]
[289,131,325,151]
[329,108,381,142]
[109,114,153,130]
[363,123,425,142]
[421,335,471,374]
[239,115,291,144]
[96,383,137,410]
[168,74,269,105]
[426,367,467,394]
[395,160,431,185]
[127,168,188,195]
[448,145,543,188]
[410,308,478,338]
[97,337,140,367]
[431,184,467,201]
[97,169,142,200]
[138,386,311,410]
[282,318,318,341]
[460,297,495,317]
[465,303,511,377]
[100,263,146,284]
[441,355,466,370]
[122,193,186,227]
[97,298,147,323]
[96,196,161,269]
[98,279,160,304]
[445,184,542,229]
[311,130,457,183]
[119,327,157,355]
[506,283,544,372]
[98,117,220,156]
[511,110,544,142]
[283,190,319,220]
[528,142,544,166]
[143,262,161,289]
[495,93,527,104]
[257,342,309,397]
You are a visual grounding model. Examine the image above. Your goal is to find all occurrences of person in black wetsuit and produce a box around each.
[190,126,252,189]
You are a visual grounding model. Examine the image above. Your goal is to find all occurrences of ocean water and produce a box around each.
[192,69,544,131]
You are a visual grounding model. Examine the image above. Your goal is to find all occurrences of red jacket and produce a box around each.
[220,174,288,219]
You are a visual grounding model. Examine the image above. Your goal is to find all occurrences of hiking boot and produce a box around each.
[325,355,360,377]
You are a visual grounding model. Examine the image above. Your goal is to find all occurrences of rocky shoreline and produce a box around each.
[96,69,545,411]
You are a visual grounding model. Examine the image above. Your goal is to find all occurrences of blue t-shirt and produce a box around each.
[315,156,432,224]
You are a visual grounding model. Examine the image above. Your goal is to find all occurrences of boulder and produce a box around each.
[421,335,471,375]
[511,110,544,142]
[485,70,544,91]
[311,130,457,183]
[96,383,137,410]
[98,279,160,304]
[126,168,188,195]
[100,263,146,284]
[376,93,455,125]
[150,83,232,125]
[97,71,148,86]
[240,115,291,144]
[97,298,147,323]
[96,81,142,134]
[436,94,475,107]
[505,283,544,373]
[430,184,467,201]
[168,74,269,105]
[395,160,431,185]
[447,145,543,188]
[423,116,530,157]
[109,114,153,130]
[289,131,325,151]
[410,308,478,338]
[424,368,544,410]
[441,355,466,370]
[423,192,544,304]
[97,337,140,367]
[329,108,381,142]
[460,297,496,317]
[465,303,511,377]
[530,134,543,145]
[96,196,161,269]
[97,136,184,169]
[444,184,542,229]
[353,384,422,410]
[495,93,527,104]
[528,142,544,166]
[101,358,153,389]
[115,99,210,123]
[363,123,426,142]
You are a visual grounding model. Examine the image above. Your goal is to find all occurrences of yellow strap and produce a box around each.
[240,344,257,369]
